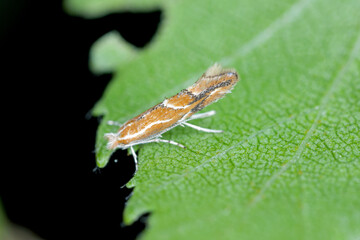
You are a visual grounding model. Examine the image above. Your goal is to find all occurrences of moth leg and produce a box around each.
[126,138,185,175]
[130,146,138,173]
[107,120,122,127]
[186,110,216,121]
[182,110,222,133]
[182,122,223,133]
[155,139,186,148]
[137,138,186,149]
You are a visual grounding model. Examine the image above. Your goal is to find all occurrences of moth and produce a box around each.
[105,63,239,171]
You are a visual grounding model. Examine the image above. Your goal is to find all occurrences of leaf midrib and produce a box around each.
[249,31,360,207]
[133,16,360,207]
[114,0,313,124]
[131,0,312,186]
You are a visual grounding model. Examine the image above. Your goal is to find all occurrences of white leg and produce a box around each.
[133,138,186,149]
[126,138,184,175]
[130,146,138,173]
[107,120,122,126]
[182,122,223,133]
[186,110,216,121]
[154,139,186,148]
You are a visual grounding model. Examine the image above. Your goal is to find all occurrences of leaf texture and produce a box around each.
[65,0,360,239]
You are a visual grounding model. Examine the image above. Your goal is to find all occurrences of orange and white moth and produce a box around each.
[105,63,239,171]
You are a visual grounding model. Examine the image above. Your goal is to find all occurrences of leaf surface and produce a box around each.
[65,0,360,239]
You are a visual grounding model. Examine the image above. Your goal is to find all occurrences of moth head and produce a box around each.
[104,133,123,149]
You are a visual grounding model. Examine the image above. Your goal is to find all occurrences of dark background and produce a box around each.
[1,0,160,239]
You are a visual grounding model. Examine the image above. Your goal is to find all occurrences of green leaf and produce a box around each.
[0,200,5,240]
[63,0,165,18]
[66,0,360,239]
[89,31,138,75]
[0,200,44,240]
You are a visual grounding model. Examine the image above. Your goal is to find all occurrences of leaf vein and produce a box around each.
[249,30,360,207]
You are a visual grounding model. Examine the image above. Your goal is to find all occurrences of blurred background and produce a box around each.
[1,0,160,239]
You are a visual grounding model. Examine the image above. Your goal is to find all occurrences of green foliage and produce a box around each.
[89,31,138,75]
[0,201,5,240]
[0,199,9,239]
[65,0,360,239]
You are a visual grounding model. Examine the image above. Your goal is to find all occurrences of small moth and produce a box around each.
[105,63,239,171]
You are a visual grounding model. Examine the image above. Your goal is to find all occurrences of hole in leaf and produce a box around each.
[90,10,162,48]
[97,150,149,239]
[120,212,150,239]
[104,148,136,185]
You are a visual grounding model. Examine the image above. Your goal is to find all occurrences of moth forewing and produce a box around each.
[104,63,239,171]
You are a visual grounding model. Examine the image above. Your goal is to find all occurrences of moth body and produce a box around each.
[104,63,239,171]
